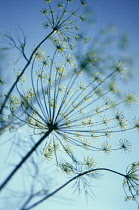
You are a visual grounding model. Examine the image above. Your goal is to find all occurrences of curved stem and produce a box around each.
[0,129,52,192]
[0,30,55,114]
[22,167,126,210]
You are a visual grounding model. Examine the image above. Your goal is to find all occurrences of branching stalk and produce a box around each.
[21,167,126,210]
[0,30,55,114]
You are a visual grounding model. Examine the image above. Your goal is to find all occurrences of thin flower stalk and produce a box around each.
[20,167,127,210]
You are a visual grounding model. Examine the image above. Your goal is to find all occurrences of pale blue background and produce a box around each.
[0,0,139,210]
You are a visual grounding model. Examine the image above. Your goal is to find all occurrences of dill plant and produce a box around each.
[0,0,139,209]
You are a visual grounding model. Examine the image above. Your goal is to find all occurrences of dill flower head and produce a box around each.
[41,0,88,46]
[4,0,138,179]
[10,38,137,172]
[123,162,139,206]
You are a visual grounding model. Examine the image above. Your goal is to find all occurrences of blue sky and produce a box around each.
[0,0,139,210]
